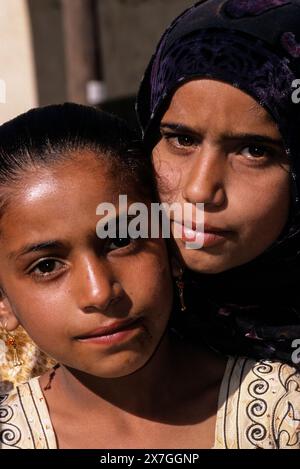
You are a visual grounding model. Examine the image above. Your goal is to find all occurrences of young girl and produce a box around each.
[135,0,300,448]
[0,103,299,449]
[0,103,228,449]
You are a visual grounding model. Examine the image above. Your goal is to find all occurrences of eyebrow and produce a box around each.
[160,123,284,147]
[9,241,66,261]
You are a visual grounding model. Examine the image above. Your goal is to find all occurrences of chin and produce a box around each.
[182,250,238,274]
[88,354,153,379]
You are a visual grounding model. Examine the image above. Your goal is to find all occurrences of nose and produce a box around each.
[183,144,226,207]
[74,256,124,313]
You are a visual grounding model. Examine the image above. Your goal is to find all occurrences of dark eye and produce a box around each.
[240,145,269,159]
[107,237,132,251]
[31,259,63,276]
[175,135,196,147]
[163,132,197,148]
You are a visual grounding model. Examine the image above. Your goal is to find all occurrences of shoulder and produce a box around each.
[0,381,31,449]
[0,377,56,449]
[217,356,300,449]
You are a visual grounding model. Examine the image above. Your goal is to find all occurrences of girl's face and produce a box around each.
[0,152,172,378]
[153,79,291,273]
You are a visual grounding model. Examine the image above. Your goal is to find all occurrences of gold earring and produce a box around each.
[2,321,23,367]
[176,269,186,312]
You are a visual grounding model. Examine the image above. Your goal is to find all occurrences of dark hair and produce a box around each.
[0,103,154,204]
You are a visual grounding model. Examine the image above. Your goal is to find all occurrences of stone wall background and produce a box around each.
[99,0,194,100]
[0,0,195,124]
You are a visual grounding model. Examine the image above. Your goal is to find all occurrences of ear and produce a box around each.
[0,289,20,331]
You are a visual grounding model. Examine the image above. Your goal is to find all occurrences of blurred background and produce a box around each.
[0,0,194,128]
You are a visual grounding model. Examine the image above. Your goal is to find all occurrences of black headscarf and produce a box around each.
[136,0,300,364]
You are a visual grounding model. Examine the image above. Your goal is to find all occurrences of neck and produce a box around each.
[43,331,183,419]
[40,331,227,430]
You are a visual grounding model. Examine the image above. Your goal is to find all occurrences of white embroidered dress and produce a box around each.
[0,357,299,449]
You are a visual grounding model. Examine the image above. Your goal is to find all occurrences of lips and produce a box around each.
[172,220,233,248]
[75,317,142,340]
[186,220,230,233]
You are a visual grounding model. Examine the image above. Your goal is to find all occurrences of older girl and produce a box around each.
[136,0,300,448]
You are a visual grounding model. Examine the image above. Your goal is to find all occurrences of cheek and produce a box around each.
[152,148,184,201]
[232,169,290,238]
[121,249,173,319]
[7,289,69,348]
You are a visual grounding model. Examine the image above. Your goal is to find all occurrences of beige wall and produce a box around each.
[0,0,37,124]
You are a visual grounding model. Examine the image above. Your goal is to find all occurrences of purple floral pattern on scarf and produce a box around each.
[149,29,295,143]
[281,32,300,58]
[224,0,290,18]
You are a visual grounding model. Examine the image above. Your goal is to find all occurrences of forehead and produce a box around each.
[164,79,278,134]
[5,152,116,203]
[0,153,135,245]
